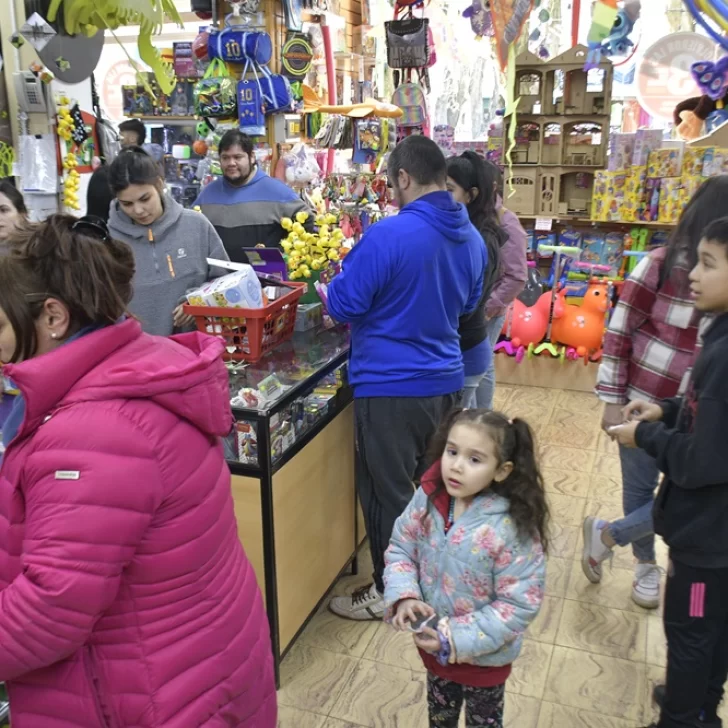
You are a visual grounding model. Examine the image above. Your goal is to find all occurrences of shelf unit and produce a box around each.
[506,45,614,218]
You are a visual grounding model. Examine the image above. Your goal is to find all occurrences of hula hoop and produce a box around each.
[684,0,728,50]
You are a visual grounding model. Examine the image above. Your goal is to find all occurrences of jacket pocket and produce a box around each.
[83,647,116,728]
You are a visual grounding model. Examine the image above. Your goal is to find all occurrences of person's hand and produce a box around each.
[609,420,640,448]
[601,403,624,432]
[622,399,663,423]
[392,599,434,631]
[173,304,195,329]
[413,626,441,655]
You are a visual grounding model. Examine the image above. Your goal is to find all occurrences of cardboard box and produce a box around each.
[608,132,636,171]
[647,147,683,179]
[632,129,663,167]
[186,266,264,309]
[295,303,323,332]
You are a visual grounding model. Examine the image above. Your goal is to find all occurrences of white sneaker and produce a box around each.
[581,516,613,584]
[632,563,662,609]
[329,583,385,621]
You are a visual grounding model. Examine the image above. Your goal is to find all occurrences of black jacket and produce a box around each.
[637,312,728,568]
[459,221,507,352]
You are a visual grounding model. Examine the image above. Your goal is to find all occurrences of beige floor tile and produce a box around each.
[298,609,379,658]
[545,556,572,597]
[643,663,664,725]
[328,660,427,727]
[565,558,647,613]
[540,445,596,473]
[542,468,592,498]
[554,389,604,414]
[550,521,580,559]
[555,600,647,661]
[544,645,647,722]
[537,702,639,728]
[362,622,425,672]
[505,693,542,728]
[507,639,554,699]
[277,706,328,727]
[547,493,587,528]
[586,473,624,503]
[493,384,516,409]
[528,596,565,644]
[504,402,554,428]
[322,720,368,728]
[539,423,599,450]
[646,615,667,667]
[509,386,559,409]
[596,430,620,455]
[278,644,359,714]
[548,405,602,429]
[592,453,623,480]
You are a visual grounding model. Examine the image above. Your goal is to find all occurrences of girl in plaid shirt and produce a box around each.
[582,176,728,609]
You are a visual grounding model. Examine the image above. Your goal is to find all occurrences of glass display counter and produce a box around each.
[224,326,362,685]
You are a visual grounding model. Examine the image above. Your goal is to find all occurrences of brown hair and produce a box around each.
[0,214,135,362]
[428,409,550,552]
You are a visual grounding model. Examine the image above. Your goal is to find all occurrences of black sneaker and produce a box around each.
[651,685,722,727]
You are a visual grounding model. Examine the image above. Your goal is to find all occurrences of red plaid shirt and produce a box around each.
[596,247,702,405]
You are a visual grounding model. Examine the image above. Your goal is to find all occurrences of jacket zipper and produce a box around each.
[83,647,112,728]
[149,228,161,279]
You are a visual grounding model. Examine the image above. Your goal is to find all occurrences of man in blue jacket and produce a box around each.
[327,136,487,621]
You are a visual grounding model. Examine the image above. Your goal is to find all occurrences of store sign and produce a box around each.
[636,33,718,121]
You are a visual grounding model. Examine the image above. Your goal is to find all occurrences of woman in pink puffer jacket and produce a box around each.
[0,214,276,727]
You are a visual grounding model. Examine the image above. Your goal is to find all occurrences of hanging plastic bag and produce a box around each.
[194,58,237,117]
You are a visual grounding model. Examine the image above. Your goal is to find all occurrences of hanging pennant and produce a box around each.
[20,12,56,53]
[489,0,534,71]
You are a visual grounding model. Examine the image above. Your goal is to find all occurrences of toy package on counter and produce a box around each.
[295,303,323,332]
[608,132,636,172]
[236,421,258,465]
[632,129,663,167]
[186,266,264,309]
[582,232,605,264]
[602,232,624,275]
[683,148,707,176]
[658,178,684,224]
[647,145,684,179]
[591,171,625,221]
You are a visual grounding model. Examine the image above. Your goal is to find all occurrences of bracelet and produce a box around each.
[436,627,451,666]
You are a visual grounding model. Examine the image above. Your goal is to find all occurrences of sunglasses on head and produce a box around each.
[72,216,110,242]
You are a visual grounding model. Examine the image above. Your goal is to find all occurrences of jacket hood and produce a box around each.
[420,461,511,520]
[401,191,476,244]
[4,318,232,440]
[108,193,185,241]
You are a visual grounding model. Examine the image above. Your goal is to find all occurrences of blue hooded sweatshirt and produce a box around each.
[328,191,487,398]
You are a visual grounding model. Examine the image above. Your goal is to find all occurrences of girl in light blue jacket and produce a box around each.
[383,409,549,728]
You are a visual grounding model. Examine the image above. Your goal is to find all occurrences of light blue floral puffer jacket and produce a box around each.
[383,462,546,667]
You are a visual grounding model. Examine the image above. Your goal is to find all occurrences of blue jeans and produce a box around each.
[462,373,485,409]
[607,445,659,561]
[475,314,506,410]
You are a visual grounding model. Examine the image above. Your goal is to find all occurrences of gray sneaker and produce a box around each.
[581,516,613,583]
[329,583,385,621]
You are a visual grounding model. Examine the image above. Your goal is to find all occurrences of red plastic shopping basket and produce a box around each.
[182,281,307,362]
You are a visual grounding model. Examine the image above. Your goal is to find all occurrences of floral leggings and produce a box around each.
[427,672,505,727]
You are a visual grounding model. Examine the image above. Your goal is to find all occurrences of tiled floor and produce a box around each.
[276,384,727,728]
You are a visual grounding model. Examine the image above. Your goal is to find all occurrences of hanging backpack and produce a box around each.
[391,82,429,138]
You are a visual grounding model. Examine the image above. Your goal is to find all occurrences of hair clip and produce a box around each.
[72,216,109,242]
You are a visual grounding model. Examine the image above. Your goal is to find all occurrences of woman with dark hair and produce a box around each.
[0,214,276,726]
[0,180,27,252]
[108,146,229,336]
[86,165,114,223]
[582,175,728,609]
[447,152,507,408]
[475,160,528,409]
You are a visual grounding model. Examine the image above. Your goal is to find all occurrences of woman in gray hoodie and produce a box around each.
[108,147,229,336]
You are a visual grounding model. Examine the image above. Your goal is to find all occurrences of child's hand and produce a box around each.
[392,599,434,631]
[413,626,441,655]
[608,420,639,447]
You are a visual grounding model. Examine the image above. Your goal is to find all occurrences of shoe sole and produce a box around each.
[581,516,603,584]
[631,589,660,609]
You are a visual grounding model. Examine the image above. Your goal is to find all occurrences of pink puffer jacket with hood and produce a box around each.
[0,318,276,727]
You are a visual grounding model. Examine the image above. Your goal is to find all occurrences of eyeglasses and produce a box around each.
[72,216,110,242]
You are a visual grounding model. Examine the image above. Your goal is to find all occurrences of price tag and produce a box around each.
[535,217,553,231]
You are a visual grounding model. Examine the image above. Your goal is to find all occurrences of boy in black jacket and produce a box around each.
[611,216,728,728]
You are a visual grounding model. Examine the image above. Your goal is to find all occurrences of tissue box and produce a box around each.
[186,266,264,309]
[295,303,323,332]
[632,129,663,167]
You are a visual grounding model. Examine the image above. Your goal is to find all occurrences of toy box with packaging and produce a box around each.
[186,266,264,309]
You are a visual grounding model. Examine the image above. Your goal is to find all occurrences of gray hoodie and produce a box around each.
[109,194,230,336]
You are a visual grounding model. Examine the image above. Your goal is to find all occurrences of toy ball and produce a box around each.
[193,139,209,156]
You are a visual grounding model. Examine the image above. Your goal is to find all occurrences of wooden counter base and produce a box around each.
[495,353,598,392]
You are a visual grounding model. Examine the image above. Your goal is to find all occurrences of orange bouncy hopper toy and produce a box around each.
[551,281,610,362]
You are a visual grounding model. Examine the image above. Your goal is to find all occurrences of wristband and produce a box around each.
[436,627,451,666]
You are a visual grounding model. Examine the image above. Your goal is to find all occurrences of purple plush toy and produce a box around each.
[463,0,493,38]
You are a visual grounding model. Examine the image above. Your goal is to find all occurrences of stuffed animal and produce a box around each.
[551,283,609,354]
[674,57,728,140]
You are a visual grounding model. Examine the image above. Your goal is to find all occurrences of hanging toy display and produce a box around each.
[462,0,493,39]
[674,57,728,140]
[600,0,641,64]
[62,152,81,211]
[584,0,619,70]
